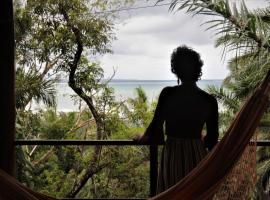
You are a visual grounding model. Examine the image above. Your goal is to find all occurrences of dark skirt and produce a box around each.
[156,136,208,194]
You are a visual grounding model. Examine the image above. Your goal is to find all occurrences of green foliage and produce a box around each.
[39,110,77,139]
[77,146,150,198]
[16,110,42,139]
[15,85,156,198]
[14,0,128,111]
[15,0,114,68]
[15,67,56,109]
[207,85,240,112]
[15,0,153,198]
[124,86,155,127]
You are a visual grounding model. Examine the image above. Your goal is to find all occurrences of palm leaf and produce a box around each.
[15,67,56,109]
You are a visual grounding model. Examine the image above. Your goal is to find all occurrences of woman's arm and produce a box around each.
[204,97,219,151]
[133,87,169,143]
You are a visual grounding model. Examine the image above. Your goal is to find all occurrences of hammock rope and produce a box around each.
[1,70,270,200]
[214,137,257,199]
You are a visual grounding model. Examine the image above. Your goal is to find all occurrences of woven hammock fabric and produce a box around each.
[0,70,269,200]
[151,70,270,200]
[0,168,55,200]
[214,140,257,199]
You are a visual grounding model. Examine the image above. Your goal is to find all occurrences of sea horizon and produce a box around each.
[57,78,223,83]
[110,78,223,81]
[32,79,223,112]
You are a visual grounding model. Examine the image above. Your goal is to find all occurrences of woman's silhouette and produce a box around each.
[134,45,219,194]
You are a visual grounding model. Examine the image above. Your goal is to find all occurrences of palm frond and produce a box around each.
[15,67,57,109]
[157,0,270,54]
[207,85,240,112]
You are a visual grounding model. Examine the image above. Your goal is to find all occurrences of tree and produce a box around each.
[15,88,154,198]
[14,0,135,197]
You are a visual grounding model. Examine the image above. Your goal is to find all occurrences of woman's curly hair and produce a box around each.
[171,45,203,82]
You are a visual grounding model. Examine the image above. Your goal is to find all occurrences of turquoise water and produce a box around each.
[109,80,222,102]
[34,80,222,112]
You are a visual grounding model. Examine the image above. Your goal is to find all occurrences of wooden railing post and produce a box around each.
[150,144,158,197]
[0,0,15,175]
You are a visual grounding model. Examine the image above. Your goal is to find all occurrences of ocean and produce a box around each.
[33,80,223,112]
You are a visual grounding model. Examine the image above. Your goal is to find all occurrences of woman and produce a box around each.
[134,45,219,194]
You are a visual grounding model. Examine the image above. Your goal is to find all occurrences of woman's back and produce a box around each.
[162,84,218,142]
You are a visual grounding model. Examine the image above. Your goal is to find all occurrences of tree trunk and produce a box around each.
[60,7,107,197]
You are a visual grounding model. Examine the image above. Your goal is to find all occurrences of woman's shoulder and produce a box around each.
[197,88,218,104]
[158,86,175,100]
[161,86,174,92]
[160,86,176,95]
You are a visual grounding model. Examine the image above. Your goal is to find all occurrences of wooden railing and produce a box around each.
[14,139,270,199]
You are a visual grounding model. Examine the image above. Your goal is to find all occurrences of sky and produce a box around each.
[99,0,269,80]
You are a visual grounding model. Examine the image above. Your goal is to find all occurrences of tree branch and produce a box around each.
[59,5,106,197]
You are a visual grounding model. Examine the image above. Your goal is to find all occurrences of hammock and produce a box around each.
[1,70,270,200]
[0,168,55,200]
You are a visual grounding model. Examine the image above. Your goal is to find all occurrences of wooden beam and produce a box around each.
[0,0,15,175]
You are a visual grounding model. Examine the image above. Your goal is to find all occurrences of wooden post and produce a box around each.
[0,0,15,175]
[150,145,158,197]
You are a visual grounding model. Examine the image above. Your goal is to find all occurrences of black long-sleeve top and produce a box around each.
[144,83,219,150]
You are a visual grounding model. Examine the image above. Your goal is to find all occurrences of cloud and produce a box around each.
[101,42,230,80]
[116,13,214,45]
[100,0,267,80]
